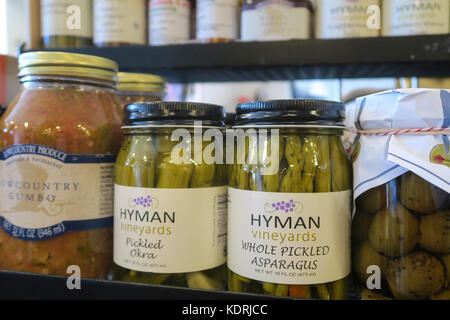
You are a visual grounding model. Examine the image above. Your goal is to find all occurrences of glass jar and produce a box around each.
[0,52,123,278]
[382,0,450,36]
[41,0,93,48]
[117,72,166,109]
[196,0,239,42]
[241,0,312,41]
[315,0,380,39]
[228,100,352,299]
[112,102,228,290]
[350,88,450,300]
[149,0,191,45]
[94,0,147,47]
[353,174,449,300]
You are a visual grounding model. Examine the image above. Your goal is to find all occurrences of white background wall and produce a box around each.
[0,0,27,56]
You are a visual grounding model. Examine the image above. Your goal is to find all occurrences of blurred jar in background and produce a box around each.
[241,0,312,41]
[397,78,450,89]
[196,0,239,42]
[117,72,166,109]
[315,0,380,39]
[41,0,93,48]
[382,0,450,36]
[149,0,191,45]
[94,0,147,47]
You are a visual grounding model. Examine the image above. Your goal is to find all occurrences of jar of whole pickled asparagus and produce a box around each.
[0,52,123,278]
[112,102,228,290]
[116,72,166,109]
[350,89,450,300]
[228,99,352,299]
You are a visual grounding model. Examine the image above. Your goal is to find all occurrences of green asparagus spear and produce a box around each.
[330,136,352,192]
[301,136,318,193]
[316,283,331,300]
[330,278,348,300]
[280,135,303,192]
[275,284,289,297]
[314,135,331,193]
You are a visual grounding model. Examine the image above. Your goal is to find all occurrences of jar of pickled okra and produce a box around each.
[0,51,123,278]
[113,102,228,290]
[228,99,352,299]
[350,89,450,300]
[41,0,93,48]
[116,72,166,109]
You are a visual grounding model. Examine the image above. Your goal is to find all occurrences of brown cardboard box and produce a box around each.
[0,54,20,107]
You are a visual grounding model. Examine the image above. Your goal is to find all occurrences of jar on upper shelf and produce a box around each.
[94,0,147,47]
[382,0,450,37]
[149,0,191,45]
[196,0,239,42]
[241,0,312,41]
[314,0,381,39]
[41,0,93,48]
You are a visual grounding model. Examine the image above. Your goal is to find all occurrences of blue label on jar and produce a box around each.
[0,144,116,241]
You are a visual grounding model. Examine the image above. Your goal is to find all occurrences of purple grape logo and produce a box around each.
[265,199,303,214]
[129,195,159,209]
[272,200,296,213]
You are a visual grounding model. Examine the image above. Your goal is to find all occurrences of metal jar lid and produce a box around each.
[117,72,166,94]
[124,102,226,127]
[235,99,345,128]
[18,51,118,83]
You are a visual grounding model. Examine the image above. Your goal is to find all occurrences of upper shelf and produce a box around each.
[39,34,450,83]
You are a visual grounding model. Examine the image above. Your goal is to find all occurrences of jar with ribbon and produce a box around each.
[348,89,450,300]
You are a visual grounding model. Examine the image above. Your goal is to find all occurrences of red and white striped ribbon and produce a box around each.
[357,127,450,136]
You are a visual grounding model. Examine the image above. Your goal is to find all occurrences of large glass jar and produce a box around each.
[350,89,450,300]
[241,0,312,41]
[41,0,93,48]
[228,100,352,299]
[94,0,147,47]
[112,102,228,290]
[0,52,123,278]
[116,72,166,109]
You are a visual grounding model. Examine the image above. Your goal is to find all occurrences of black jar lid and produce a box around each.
[235,99,345,127]
[124,101,226,127]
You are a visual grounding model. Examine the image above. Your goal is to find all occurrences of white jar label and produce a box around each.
[241,0,311,41]
[315,0,380,39]
[149,0,190,45]
[41,0,93,38]
[114,185,227,273]
[228,188,351,285]
[197,0,239,40]
[382,0,450,36]
[0,144,115,240]
[94,0,147,45]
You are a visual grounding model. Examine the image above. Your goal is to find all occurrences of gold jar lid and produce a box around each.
[117,72,166,94]
[18,51,118,82]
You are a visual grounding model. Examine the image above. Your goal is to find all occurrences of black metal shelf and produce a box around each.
[0,271,287,300]
[38,34,450,83]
